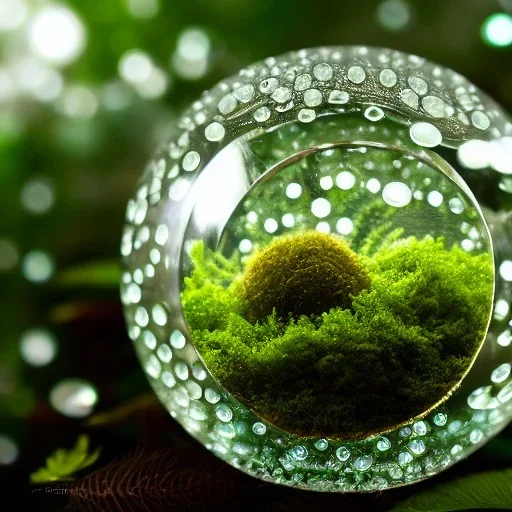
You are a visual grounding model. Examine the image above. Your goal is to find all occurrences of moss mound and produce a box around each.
[239,231,370,322]
[182,233,493,439]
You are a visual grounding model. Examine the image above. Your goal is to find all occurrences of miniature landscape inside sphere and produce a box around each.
[180,114,496,440]
[182,229,493,438]
[121,46,512,491]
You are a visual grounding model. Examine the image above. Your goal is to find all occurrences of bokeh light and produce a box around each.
[28,5,86,66]
[13,57,63,102]
[119,49,153,85]
[172,28,210,80]
[119,49,169,99]
[500,177,512,193]
[457,137,512,174]
[0,435,18,465]
[101,81,133,111]
[22,250,54,283]
[0,0,28,32]
[20,328,57,367]
[495,299,510,322]
[336,217,354,235]
[382,181,413,207]
[49,379,98,418]
[20,178,54,214]
[126,0,160,19]
[60,85,99,118]
[457,139,490,170]
[481,13,512,47]
[376,0,412,32]
[500,260,512,281]
[136,67,169,99]
[489,137,512,174]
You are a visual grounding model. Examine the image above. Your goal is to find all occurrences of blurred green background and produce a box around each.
[0,0,511,510]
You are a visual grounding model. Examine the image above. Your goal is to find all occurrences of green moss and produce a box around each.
[238,231,370,322]
[182,233,493,439]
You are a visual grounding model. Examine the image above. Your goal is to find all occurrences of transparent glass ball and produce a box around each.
[121,47,512,491]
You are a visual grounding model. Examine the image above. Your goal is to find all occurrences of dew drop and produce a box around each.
[410,122,442,148]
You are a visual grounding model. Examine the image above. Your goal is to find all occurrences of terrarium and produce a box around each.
[120,46,512,491]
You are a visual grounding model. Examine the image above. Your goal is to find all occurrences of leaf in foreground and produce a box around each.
[393,468,512,511]
[58,260,120,287]
[86,393,159,427]
[30,434,101,483]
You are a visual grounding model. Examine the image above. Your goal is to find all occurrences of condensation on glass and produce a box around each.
[121,47,512,491]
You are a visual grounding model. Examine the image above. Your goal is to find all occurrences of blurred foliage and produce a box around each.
[30,434,100,483]
[392,468,512,511]
[0,0,510,510]
[57,260,121,287]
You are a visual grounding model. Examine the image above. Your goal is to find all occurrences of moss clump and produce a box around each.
[238,231,370,322]
[182,233,493,439]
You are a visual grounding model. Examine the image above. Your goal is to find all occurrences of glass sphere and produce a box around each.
[121,46,512,491]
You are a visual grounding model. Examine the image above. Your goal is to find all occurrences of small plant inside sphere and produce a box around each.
[182,230,493,438]
[239,231,370,322]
